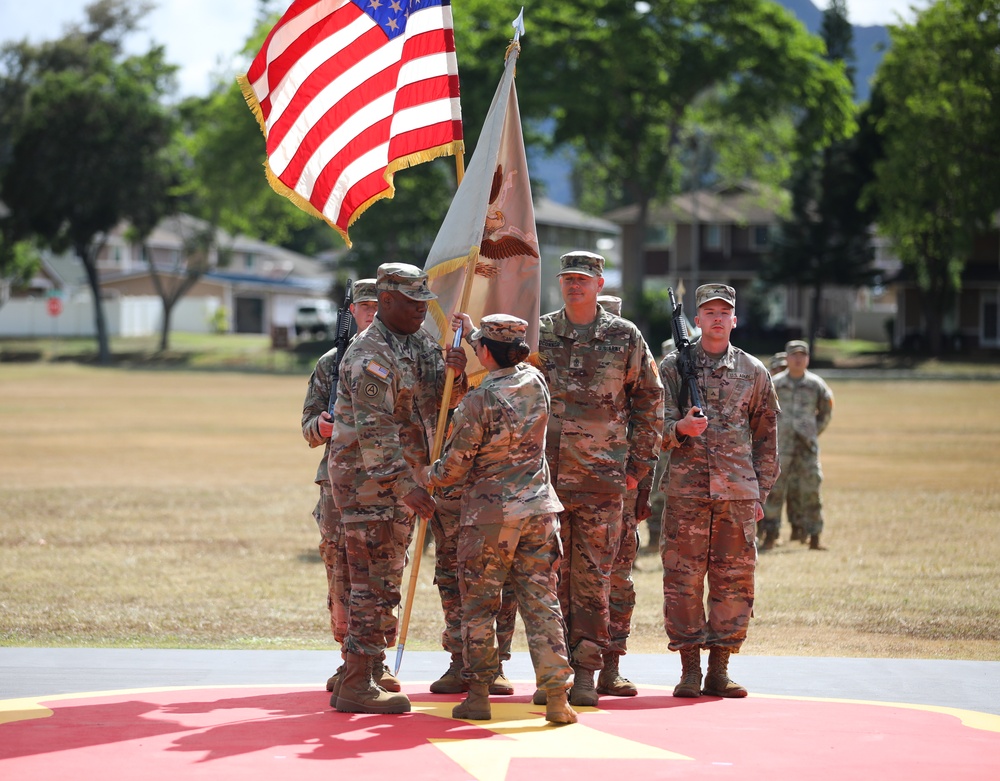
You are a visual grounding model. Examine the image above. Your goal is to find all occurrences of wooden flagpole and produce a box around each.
[394,152,474,675]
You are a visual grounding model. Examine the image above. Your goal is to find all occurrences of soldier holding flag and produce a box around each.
[328,263,467,714]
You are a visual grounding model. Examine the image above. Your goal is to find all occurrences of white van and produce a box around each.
[294,299,336,339]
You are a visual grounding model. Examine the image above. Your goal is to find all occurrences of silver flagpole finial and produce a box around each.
[512,7,525,41]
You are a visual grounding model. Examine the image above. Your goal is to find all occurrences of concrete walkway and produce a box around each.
[2,647,997,715]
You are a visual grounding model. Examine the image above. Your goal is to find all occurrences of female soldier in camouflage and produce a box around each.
[422,314,577,725]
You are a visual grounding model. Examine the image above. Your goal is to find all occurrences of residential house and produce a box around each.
[604,182,894,341]
[0,214,335,339]
[534,196,621,314]
[890,217,1000,352]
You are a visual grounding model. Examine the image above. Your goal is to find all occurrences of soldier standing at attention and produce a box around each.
[328,263,468,715]
[596,293,649,697]
[301,279,380,693]
[761,340,833,551]
[422,313,577,725]
[660,284,779,699]
[535,251,663,707]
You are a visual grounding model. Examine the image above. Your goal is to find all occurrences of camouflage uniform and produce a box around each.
[536,263,663,672]
[302,344,350,644]
[608,479,644,655]
[659,339,779,652]
[301,279,378,647]
[644,338,676,551]
[762,361,833,539]
[329,312,467,659]
[432,492,518,665]
[427,318,571,695]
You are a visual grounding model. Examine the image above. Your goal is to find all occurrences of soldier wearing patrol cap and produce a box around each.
[761,339,834,551]
[301,280,383,694]
[327,263,469,715]
[659,283,779,699]
[769,351,788,376]
[533,250,664,707]
[594,290,656,697]
[422,313,577,725]
[596,295,622,316]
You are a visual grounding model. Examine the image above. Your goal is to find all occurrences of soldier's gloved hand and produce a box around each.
[635,489,652,521]
[402,486,437,519]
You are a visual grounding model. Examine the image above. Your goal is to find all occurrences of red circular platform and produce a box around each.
[2,684,998,780]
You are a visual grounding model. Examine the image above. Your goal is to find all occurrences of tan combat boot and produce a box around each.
[373,652,402,692]
[325,664,343,693]
[569,666,599,707]
[489,663,515,696]
[702,647,748,698]
[544,688,578,725]
[531,688,547,705]
[452,681,491,720]
[430,653,468,694]
[335,653,411,713]
[673,647,702,698]
[596,652,638,697]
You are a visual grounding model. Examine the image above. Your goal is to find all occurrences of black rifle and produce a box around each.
[327,280,355,415]
[668,287,705,418]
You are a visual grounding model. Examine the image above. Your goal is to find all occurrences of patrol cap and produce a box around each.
[770,351,788,370]
[351,278,378,303]
[785,340,809,355]
[558,250,605,278]
[597,295,622,316]
[469,313,528,344]
[376,262,437,301]
[695,283,736,308]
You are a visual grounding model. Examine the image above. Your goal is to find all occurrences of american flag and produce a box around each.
[240,0,464,246]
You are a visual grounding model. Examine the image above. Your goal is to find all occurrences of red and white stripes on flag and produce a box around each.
[239,0,464,246]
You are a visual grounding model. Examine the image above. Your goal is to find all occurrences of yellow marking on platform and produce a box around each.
[413,700,691,781]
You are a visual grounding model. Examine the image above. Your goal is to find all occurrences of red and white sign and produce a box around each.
[46,295,63,317]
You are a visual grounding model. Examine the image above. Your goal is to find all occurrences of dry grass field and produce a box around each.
[1,363,998,660]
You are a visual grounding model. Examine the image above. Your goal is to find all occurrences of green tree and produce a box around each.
[0,231,42,309]
[0,0,178,365]
[452,0,855,307]
[761,0,876,350]
[866,0,1000,355]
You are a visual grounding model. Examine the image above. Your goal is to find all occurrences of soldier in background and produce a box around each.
[422,313,577,725]
[644,337,676,553]
[660,284,779,699]
[428,481,518,696]
[761,340,834,551]
[770,351,788,376]
[596,294,646,697]
[328,263,468,714]
[300,279,379,693]
[534,252,663,707]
